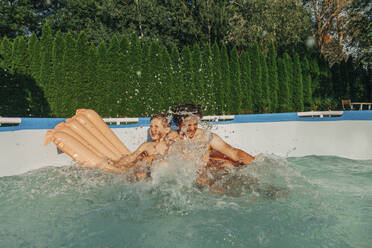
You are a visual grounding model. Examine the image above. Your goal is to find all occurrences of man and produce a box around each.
[168,103,255,166]
[166,103,255,187]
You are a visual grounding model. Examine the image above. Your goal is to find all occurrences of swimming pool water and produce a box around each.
[0,155,371,248]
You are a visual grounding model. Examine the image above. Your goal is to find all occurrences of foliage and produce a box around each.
[307,0,371,67]
[249,42,263,113]
[344,0,372,69]
[201,43,214,114]
[292,53,304,111]
[283,53,293,111]
[212,42,224,114]
[277,57,291,112]
[0,24,370,117]
[240,51,252,113]
[1,0,370,70]
[225,0,312,51]
[302,57,313,111]
[0,0,44,38]
[220,43,231,113]
[260,51,270,112]
[267,42,279,113]
[229,46,242,113]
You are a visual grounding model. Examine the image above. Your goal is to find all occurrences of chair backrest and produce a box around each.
[341,99,352,110]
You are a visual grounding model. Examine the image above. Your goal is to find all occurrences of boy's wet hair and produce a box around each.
[172,103,203,126]
[150,113,171,127]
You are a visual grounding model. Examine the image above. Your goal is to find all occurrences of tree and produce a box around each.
[40,22,54,60]
[39,22,54,111]
[191,43,203,105]
[0,37,13,71]
[302,57,313,111]
[170,45,183,106]
[292,53,304,111]
[61,33,79,116]
[35,0,230,49]
[309,57,321,99]
[51,31,65,116]
[267,42,279,112]
[212,42,223,114]
[0,66,47,117]
[28,33,41,81]
[283,53,293,111]
[160,46,174,111]
[148,40,163,114]
[75,31,91,111]
[307,0,371,66]
[86,43,98,112]
[318,56,334,98]
[277,57,290,112]
[39,50,53,116]
[226,0,312,51]
[128,33,143,116]
[348,58,368,101]
[260,51,270,112]
[44,0,114,43]
[117,34,132,116]
[181,45,193,104]
[249,42,263,113]
[95,40,108,116]
[240,51,253,113]
[39,23,54,116]
[11,36,28,74]
[202,43,214,114]
[138,41,153,116]
[344,0,372,68]
[220,43,231,113]
[0,0,45,38]
[229,46,242,114]
[186,0,230,46]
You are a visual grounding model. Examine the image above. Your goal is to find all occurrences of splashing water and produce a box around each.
[1,154,371,247]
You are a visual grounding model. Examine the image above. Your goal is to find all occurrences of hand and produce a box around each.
[141,154,156,164]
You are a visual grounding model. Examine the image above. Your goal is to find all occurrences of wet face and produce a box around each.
[150,118,169,141]
[178,115,199,139]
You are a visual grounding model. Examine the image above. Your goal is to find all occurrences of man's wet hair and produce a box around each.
[172,103,203,126]
[150,113,171,127]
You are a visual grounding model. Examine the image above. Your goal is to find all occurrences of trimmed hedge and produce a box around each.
[0,25,370,117]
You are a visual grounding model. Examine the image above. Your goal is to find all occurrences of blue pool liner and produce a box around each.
[1,110,372,132]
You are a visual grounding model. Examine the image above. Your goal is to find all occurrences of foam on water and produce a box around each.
[1,155,371,248]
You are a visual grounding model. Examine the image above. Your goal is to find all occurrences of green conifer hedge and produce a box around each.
[0,25,370,117]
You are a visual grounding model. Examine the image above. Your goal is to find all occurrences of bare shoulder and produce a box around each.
[210,132,232,148]
[143,141,157,150]
[194,129,212,142]
[155,140,169,155]
[139,141,152,149]
[167,130,179,141]
[135,141,155,154]
[212,132,225,141]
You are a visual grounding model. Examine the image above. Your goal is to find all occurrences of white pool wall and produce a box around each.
[1,111,372,177]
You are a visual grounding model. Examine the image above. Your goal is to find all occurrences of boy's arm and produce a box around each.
[166,130,179,141]
[209,133,255,165]
[116,142,150,167]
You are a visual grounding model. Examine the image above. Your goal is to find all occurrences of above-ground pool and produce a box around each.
[1,111,371,247]
[0,155,371,247]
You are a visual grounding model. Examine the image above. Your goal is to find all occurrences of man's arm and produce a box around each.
[166,130,179,141]
[209,133,255,165]
[116,142,151,167]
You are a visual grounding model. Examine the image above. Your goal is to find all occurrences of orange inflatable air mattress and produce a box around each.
[44,109,131,172]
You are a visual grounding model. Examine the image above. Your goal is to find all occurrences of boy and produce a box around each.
[114,113,171,179]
